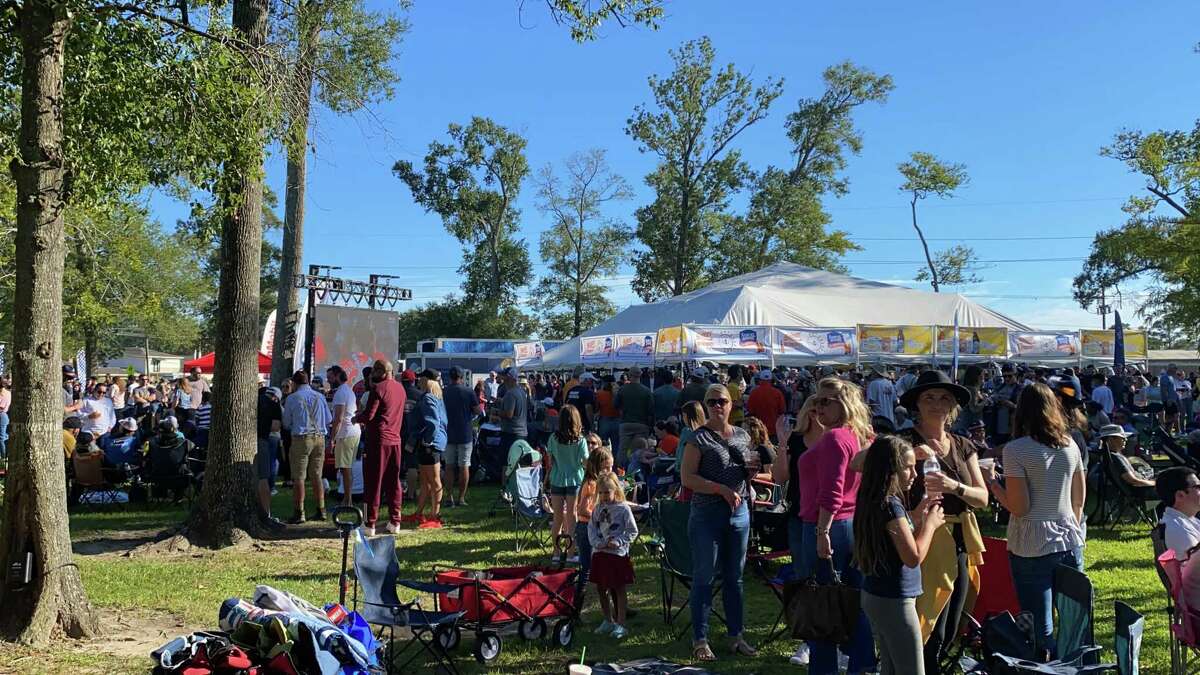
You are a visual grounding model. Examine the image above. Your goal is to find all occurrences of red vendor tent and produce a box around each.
[184,351,273,375]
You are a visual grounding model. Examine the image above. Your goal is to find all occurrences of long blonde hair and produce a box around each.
[419,378,443,399]
[596,472,625,504]
[817,377,872,445]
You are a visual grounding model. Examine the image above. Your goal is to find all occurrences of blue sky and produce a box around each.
[153,0,1200,331]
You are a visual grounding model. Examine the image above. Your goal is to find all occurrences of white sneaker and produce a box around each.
[789,643,810,666]
[384,521,401,534]
[360,525,375,537]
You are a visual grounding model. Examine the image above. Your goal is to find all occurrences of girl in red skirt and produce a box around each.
[588,471,638,639]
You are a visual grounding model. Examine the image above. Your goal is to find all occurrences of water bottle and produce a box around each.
[924,455,942,497]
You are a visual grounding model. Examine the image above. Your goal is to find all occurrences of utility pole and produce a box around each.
[1097,287,1110,330]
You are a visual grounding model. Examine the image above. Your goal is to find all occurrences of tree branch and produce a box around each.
[1147,185,1192,219]
[93,4,237,46]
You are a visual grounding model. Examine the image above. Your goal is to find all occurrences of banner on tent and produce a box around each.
[614,333,656,364]
[936,326,1007,357]
[858,325,934,356]
[773,327,856,358]
[514,341,544,367]
[1009,331,1079,358]
[688,325,771,360]
[579,335,614,365]
[1081,329,1146,359]
[655,326,687,358]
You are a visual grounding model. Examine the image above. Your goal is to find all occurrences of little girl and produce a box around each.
[853,435,944,675]
[576,447,613,580]
[588,471,638,639]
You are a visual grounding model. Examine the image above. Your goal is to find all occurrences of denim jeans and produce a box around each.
[797,519,877,675]
[688,499,750,643]
[0,411,8,459]
[1009,546,1084,658]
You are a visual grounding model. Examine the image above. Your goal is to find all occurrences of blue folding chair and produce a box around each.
[1114,601,1144,675]
[510,466,551,552]
[352,533,466,675]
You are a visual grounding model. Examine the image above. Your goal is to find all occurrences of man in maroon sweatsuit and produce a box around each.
[353,359,406,535]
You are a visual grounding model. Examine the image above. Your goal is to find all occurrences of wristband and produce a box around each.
[954,482,966,497]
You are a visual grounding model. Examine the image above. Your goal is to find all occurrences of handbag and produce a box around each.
[783,557,860,643]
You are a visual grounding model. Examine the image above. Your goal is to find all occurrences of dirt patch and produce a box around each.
[72,607,202,662]
[72,529,167,557]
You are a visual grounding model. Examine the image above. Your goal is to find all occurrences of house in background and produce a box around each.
[98,347,188,378]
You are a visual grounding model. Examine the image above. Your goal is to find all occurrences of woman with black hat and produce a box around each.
[897,370,989,675]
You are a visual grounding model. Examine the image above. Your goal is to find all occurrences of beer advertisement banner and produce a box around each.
[513,341,544,368]
[688,325,772,360]
[614,333,657,364]
[1009,331,1079,358]
[655,326,687,359]
[1081,329,1147,359]
[773,328,857,359]
[579,335,614,365]
[935,326,1008,357]
[857,325,934,356]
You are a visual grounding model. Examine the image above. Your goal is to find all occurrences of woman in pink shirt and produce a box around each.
[794,377,876,675]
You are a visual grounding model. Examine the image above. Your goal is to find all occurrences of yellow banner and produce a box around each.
[655,326,687,357]
[1080,329,1147,359]
[935,326,1008,357]
[858,325,934,356]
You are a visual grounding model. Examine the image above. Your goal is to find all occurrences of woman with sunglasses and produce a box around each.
[680,383,760,662]
[795,377,876,675]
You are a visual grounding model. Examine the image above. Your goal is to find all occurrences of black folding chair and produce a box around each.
[1093,446,1157,527]
[644,498,724,640]
[1114,601,1145,675]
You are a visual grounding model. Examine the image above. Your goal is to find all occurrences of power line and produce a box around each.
[828,196,1125,212]
[844,256,1086,264]
[848,235,1092,242]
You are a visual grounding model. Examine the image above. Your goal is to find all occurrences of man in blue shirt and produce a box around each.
[282,370,332,523]
[442,367,481,507]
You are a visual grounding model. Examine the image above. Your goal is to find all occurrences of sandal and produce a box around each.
[692,641,717,662]
[730,636,757,657]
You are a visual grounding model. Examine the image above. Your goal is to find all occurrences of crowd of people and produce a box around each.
[43,353,1200,672]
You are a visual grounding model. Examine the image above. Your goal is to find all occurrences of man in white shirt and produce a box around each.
[1091,374,1115,414]
[80,382,116,441]
[1158,467,1200,611]
[483,371,500,402]
[327,365,360,508]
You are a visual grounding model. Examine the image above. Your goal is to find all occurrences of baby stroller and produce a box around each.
[433,561,581,665]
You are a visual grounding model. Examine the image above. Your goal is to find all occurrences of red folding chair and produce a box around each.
[1155,550,1200,674]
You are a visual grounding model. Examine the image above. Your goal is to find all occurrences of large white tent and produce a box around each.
[542,262,1030,367]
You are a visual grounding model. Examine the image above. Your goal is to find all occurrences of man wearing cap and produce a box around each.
[354,360,406,535]
[865,367,897,426]
[63,364,82,418]
[615,366,653,468]
[498,366,529,458]
[443,366,480,507]
[988,366,1022,444]
[103,417,142,467]
[746,369,786,433]
[1099,424,1156,496]
[281,370,332,524]
[566,372,597,433]
[1091,373,1115,415]
[558,365,585,408]
[677,367,710,411]
[398,369,421,498]
[255,385,284,524]
[327,365,360,508]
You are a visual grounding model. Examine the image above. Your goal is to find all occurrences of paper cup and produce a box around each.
[568,665,592,675]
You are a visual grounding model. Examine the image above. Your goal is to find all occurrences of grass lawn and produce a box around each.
[0,490,1174,674]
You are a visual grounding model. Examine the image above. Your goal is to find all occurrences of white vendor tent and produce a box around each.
[542,262,1030,367]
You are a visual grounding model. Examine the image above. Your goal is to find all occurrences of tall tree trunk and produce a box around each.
[0,0,99,643]
[911,197,939,292]
[573,225,582,336]
[270,0,320,386]
[674,190,690,296]
[188,0,271,546]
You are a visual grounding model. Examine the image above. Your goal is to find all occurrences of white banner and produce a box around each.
[1009,331,1079,359]
[579,335,614,366]
[514,341,544,368]
[772,327,856,359]
[688,325,772,360]
[260,309,277,357]
[614,333,657,365]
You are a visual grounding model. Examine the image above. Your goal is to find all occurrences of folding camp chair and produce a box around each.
[1114,601,1144,675]
[1053,564,1102,666]
[71,450,123,508]
[745,479,790,649]
[1155,549,1200,675]
[510,466,551,552]
[643,498,723,640]
[351,533,466,675]
[1093,446,1157,527]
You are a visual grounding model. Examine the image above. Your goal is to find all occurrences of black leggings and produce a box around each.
[923,550,969,675]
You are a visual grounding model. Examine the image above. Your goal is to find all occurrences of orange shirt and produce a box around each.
[596,389,619,419]
[576,479,598,522]
[658,434,680,456]
[747,384,786,431]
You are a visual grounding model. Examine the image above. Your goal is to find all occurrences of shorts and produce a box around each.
[289,433,325,483]
[549,484,580,497]
[417,444,443,466]
[444,442,472,467]
[333,432,360,469]
[255,437,276,481]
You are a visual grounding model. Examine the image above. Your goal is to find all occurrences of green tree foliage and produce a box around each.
[540,0,664,41]
[396,296,538,354]
[1074,124,1200,341]
[626,36,783,301]
[394,117,532,309]
[914,244,983,287]
[898,152,969,292]
[532,149,632,338]
[710,62,890,279]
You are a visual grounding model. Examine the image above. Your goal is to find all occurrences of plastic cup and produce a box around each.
[568,665,592,675]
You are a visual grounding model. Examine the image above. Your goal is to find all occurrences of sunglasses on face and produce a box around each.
[814,396,839,407]
[706,398,730,407]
